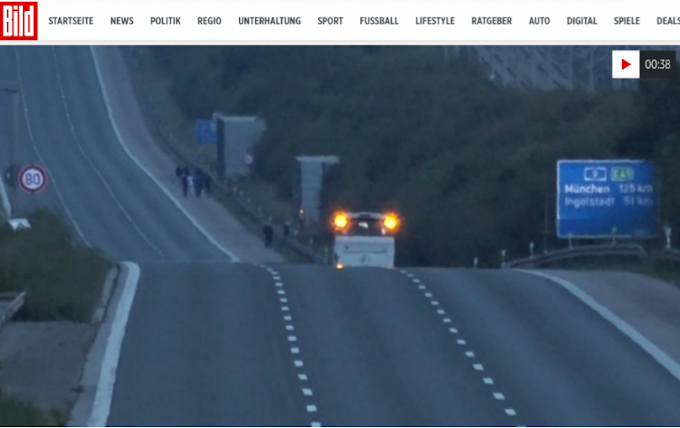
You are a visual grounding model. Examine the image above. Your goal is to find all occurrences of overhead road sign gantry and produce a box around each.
[557,160,657,239]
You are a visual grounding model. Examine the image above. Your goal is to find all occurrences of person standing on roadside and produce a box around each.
[187,171,195,196]
[194,170,204,197]
[181,170,189,196]
[203,171,212,195]
[279,220,291,249]
[283,221,291,239]
[175,165,182,187]
[263,218,274,248]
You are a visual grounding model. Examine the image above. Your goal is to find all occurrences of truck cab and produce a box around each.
[330,211,400,269]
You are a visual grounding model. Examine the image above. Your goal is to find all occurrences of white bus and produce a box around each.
[330,211,401,269]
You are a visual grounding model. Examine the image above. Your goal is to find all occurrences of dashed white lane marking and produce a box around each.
[263,267,321,426]
[14,48,90,247]
[51,48,165,258]
[399,270,521,425]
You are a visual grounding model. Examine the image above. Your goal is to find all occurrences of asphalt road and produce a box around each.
[0,46,225,263]
[108,262,680,426]
[3,46,680,426]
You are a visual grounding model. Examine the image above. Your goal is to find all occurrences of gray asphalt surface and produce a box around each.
[107,262,680,426]
[0,46,225,263]
[3,45,680,426]
[107,262,311,426]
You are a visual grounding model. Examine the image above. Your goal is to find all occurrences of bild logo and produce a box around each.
[1,2,37,40]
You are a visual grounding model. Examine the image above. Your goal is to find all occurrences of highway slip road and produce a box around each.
[4,45,680,427]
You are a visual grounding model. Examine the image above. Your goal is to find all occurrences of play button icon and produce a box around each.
[612,50,640,78]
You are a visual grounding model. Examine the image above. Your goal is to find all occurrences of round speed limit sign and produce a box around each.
[18,164,48,194]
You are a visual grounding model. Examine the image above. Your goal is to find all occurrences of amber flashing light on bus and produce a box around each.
[333,212,349,229]
[383,213,400,231]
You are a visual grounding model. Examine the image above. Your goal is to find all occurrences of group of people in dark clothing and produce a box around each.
[262,218,292,249]
[175,165,212,197]
[174,165,293,251]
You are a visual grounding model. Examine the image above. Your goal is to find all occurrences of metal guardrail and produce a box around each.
[0,291,26,331]
[659,247,680,263]
[124,48,680,271]
[502,243,649,269]
[124,47,327,265]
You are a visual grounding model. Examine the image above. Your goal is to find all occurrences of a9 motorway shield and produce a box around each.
[18,164,48,194]
[557,159,657,238]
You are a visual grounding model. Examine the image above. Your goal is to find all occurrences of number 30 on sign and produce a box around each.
[18,164,48,194]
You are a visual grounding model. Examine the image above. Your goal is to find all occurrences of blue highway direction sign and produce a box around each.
[557,160,658,238]
[195,119,217,145]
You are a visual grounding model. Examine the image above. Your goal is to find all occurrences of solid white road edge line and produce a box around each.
[87,46,239,262]
[88,261,141,427]
[50,47,165,258]
[518,269,680,383]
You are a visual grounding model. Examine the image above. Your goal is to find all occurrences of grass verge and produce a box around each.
[0,208,113,322]
[0,389,67,426]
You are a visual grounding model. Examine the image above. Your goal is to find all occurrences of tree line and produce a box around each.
[147,46,680,266]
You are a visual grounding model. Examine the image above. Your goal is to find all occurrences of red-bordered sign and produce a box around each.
[18,164,47,194]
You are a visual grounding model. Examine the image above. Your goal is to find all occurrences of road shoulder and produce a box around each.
[520,269,680,377]
[89,46,284,264]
